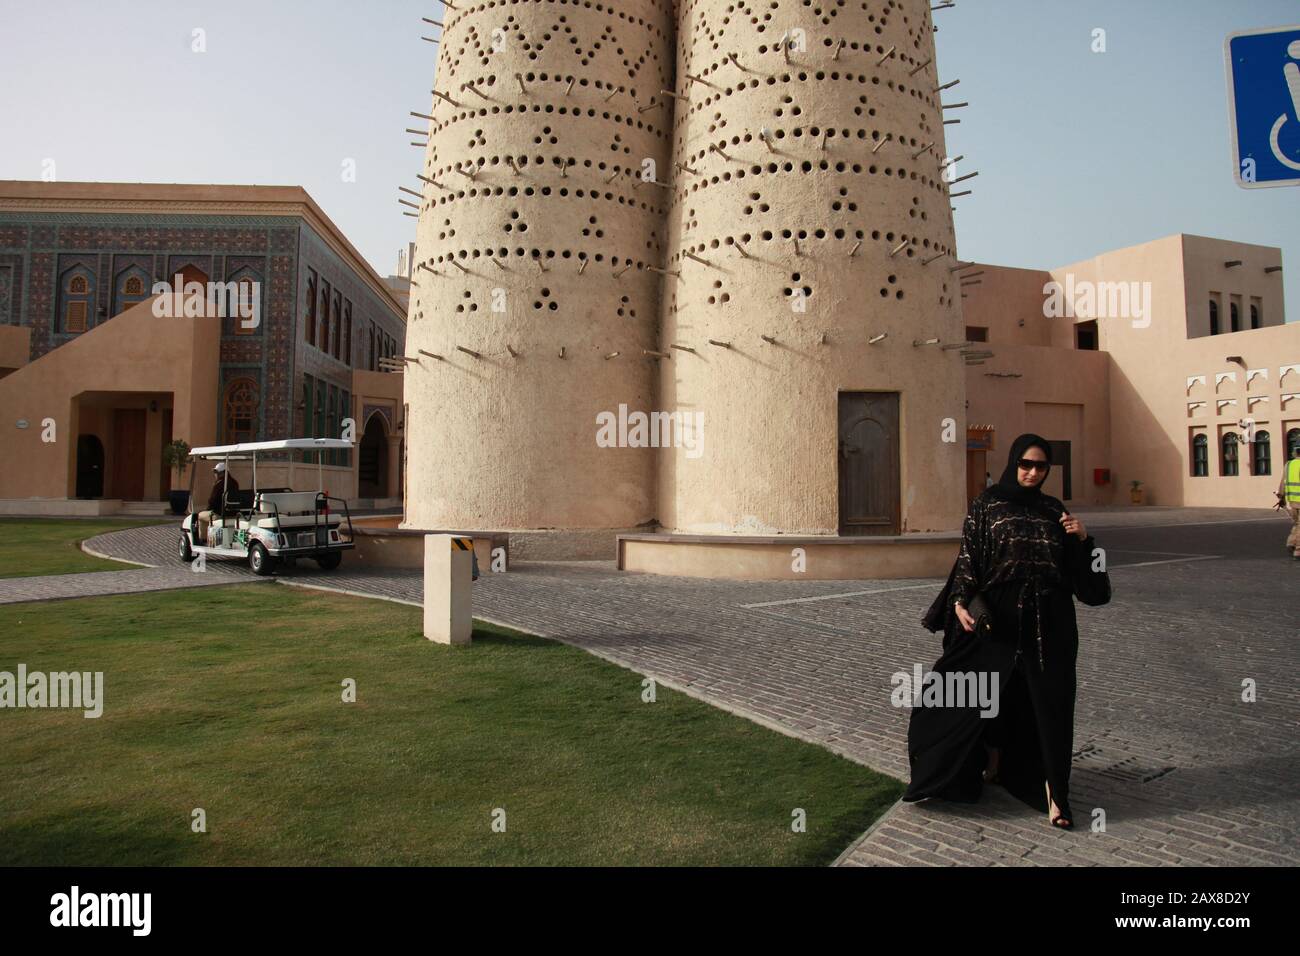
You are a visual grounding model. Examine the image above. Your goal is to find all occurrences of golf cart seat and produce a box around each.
[254,514,343,530]
[253,491,343,530]
[255,491,319,515]
[226,489,256,512]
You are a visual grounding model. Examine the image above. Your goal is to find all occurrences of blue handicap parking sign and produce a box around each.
[1224,24,1300,188]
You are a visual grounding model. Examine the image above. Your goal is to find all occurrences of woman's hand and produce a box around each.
[954,601,976,632]
[1060,511,1087,540]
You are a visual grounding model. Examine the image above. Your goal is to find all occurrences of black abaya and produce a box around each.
[902,486,1111,821]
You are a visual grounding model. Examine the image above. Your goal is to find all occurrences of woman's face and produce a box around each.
[1017,446,1049,488]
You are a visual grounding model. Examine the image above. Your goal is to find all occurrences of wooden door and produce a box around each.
[838,392,900,535]
[112,409,147,500]
[966,449,987,503]
[1046,439,1072,501]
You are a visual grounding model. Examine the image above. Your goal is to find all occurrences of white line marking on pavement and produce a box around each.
[741,583,938,608]
[739,554,1224,608]
[1107,554,1222,569]
[1107,517,1288,531]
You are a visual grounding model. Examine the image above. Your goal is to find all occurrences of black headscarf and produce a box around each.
[989,432,1052,504]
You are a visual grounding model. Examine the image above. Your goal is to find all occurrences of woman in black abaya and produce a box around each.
[903,434,1112,828]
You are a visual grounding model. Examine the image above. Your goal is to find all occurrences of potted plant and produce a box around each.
[162,439,192,515]
[1129,479,1145,505]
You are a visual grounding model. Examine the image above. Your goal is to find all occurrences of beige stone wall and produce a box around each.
[0,294,219,501]
[965,342,1111,506]
[403,1,675,531]
[964,236,1296,509]
[0,325,29,375]
[657,0,966,534]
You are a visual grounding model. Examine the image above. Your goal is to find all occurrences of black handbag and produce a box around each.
[964,592,994,637]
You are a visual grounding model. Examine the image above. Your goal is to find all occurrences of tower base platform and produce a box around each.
[617,532,961,581]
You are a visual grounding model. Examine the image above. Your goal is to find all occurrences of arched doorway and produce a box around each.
[75,435,105,498]
[358,413,388,499]
[837,392,900,535]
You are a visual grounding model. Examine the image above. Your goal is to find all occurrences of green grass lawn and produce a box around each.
[0,586,901,866]
[0,517,172,579]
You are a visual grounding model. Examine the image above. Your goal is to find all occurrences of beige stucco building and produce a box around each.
[963,234,1293,511]
[0,182,408,515]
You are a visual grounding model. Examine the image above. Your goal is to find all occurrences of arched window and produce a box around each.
[1191,434,1208,477]
[224,269,261,336]
[223,378,259,444]
[331,291,342,360]
[60,267,95,333]
[1209,300,1219,335]
[1289,428,1300,460]
[1250,304,1260,329]
[1254,430,1271,475]
[1221,432,1239,476]
[1230,303,1240,332]
[343,300,353,366]
[111,267,151,317]
[305,272,317,344]
[318,280,331,353]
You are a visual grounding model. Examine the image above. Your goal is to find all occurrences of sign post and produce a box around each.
[1225,24,1300,188]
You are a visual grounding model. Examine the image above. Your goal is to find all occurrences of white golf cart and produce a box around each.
[178,439,355,576]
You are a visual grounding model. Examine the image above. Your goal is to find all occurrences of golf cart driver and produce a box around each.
[197,461,240,546]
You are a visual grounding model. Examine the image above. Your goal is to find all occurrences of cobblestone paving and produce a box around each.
[0,566,271,605]
[13,508,1300,866]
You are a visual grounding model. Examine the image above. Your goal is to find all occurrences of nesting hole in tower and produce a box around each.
[456,290,479,315]
[504,211,528,235]
[783,273,814,301]
[617,295,638,320]
[533,287,558,312]
[582,216,605,239]
[774,95,802,119]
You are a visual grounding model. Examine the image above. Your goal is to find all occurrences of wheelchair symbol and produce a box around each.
[1271,39,1300,170]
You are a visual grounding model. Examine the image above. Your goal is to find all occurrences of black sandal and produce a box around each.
[982,746,1001,784]
[1046,783,1073,829]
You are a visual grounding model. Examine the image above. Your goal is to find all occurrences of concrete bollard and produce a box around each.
[424,534,473,645]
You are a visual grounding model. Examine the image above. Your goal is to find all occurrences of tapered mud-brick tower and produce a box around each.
[404,1,675,534]
[657,0,967,537]
[405,0,970,572]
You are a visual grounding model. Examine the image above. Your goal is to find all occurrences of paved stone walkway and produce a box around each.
[0,566,271,605]
[5,507,1298,866]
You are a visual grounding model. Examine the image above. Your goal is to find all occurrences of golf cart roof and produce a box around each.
[190,439,355,459]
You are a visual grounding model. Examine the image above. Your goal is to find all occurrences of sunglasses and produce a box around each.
[1017,458,1049,472]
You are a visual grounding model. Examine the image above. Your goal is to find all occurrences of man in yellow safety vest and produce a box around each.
[1279,448,1300,558]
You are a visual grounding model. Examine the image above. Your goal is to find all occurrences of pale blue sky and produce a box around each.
[0,0,1295,317]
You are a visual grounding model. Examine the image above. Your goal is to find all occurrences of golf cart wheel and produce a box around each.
[178,533,194,563]
[315,552,343,571]
[248,542,277,576]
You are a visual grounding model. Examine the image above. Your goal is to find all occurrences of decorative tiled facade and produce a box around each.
[0,209,405,444]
